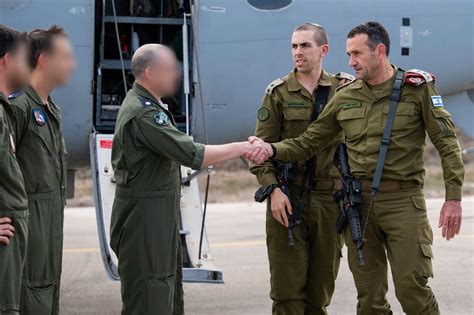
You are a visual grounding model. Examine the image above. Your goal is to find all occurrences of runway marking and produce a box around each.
[62,234,474,254]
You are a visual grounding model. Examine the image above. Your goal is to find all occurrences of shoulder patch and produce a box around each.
[431,95,444,107]
[404,69,436,87]
[265,78,284,95]
[32,109,46,126]
[257,107,270,122]
[153,111,170,126]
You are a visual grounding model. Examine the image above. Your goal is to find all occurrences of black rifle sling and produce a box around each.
[295,85,330,208]
[370,68,405,196]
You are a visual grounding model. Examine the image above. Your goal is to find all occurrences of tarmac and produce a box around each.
[60,197,473,314]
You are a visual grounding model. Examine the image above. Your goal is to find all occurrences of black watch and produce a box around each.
[270,144,277,159]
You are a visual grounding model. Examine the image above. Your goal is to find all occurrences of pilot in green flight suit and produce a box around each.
[9,26,74,315]
[10,87,67,315]
[111,44,262,315]
[0,92,29,315]
[0,24,29,315]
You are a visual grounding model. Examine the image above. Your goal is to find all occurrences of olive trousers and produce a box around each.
[345,188,439,315]
[266,188,342,315]
[111,188,184,315]
[20,192,64,315]
[0,210,28,315]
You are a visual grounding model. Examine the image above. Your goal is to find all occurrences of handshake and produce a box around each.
[241,136,274,164]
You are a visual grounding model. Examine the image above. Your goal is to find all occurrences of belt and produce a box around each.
[312,180,342,191]
[359,180,421,192]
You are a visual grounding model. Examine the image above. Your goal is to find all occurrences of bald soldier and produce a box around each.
[0,25,30,315]
[110,44,262,315]
[249,22,464,314]
[250,23,353,314]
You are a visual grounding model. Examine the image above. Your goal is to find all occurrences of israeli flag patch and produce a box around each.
[431,95,444,107]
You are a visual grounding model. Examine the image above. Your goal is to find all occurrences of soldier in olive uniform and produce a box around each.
[111,44,264,315]
[250,23,353,315]
[250,22,464,315]
[10,26,76,315]
[0,25,30,315]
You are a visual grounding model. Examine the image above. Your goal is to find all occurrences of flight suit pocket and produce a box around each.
[140,190,179,276]
[337,107,366,140]
[145,274,175,315]
[22,281,55,315]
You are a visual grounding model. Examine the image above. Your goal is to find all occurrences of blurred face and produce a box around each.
[291,30,328,74]
[40,36,76,86]
[346,33,384,81]
[5,43,30,92]
[146,49,181,97]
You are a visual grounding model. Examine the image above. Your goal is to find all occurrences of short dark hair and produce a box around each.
[294,23,328,46]
[347,21,390,56]
[28,25,68,69]
[0,24,26,59]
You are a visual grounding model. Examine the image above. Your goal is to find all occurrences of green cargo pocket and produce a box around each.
[22,282,54,315]
[417,243,434,278]
[145,274,175,315]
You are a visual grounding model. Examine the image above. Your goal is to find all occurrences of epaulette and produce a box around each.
[404,69,436,87]
[335,72,355,89]
[8,91,23,100]
[265,78,284,95]
[335,78,357,92]
[335,72,355,82]
[140,97,154,107]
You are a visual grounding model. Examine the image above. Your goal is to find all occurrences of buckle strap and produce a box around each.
[371,68,405,195]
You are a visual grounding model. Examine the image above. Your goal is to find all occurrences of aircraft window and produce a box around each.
[247,0,293,10]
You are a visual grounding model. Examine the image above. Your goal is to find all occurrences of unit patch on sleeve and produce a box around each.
[154,111,170,126]
[258,107,270,122]
[32,109,46,126]
[431,95,444,107]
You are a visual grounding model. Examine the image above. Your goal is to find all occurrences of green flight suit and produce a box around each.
[10,86,67,315]
[0,93,28,315]
[250,69,352,315]
[272,66,464,315]
[111,82,204,315]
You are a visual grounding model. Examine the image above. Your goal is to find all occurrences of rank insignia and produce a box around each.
[431,95,444,107]
[154,111,170,126]
[32,109,46,126]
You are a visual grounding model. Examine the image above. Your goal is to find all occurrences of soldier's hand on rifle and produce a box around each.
[247,136,273,164]
[0,217,15,245]
[438,200,462,241]
[270,188,293,227]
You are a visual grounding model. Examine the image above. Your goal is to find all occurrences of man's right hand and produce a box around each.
[0,217,15,245]
[247,136,273,164]
[270,188,293,227]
